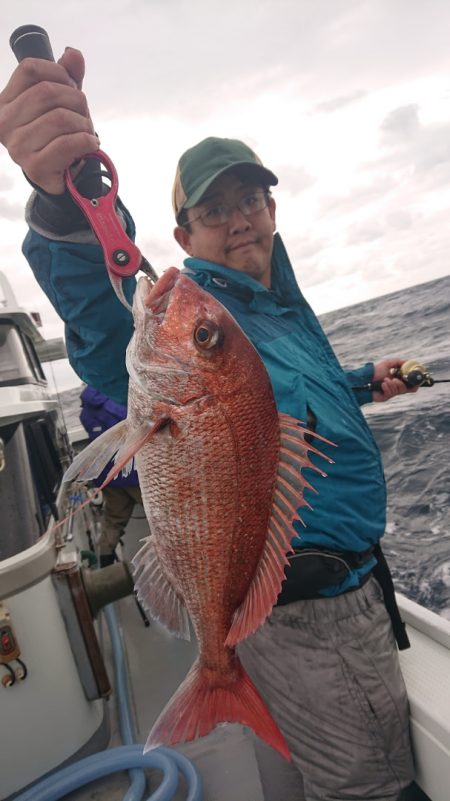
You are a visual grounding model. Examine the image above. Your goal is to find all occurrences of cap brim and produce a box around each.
[184,162,278,209]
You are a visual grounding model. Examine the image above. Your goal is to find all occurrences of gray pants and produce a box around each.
[98,486,145,555]
[238,576,415,801]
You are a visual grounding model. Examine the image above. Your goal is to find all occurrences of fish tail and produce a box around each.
[144,655,291,761]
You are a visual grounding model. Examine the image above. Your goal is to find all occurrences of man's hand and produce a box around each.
[372,358,419,403]
[0,48,98,194]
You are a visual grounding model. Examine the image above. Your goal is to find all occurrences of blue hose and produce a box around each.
[13,603,202,801]
[105,603,136,743]
[104,603,146,801]
[13,746,199,801]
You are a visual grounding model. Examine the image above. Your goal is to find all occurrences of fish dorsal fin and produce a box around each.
[132,536,191,640]
[226,413,333,646]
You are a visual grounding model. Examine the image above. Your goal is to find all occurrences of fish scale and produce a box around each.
[134,394,277,608]
[135,408,267,641]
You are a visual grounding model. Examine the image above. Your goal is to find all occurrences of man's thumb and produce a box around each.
[57,47,85,89]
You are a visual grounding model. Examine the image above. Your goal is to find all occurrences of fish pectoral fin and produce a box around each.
[132,536,190,640]
[226,413,334,647]
[63,420,129,484]
[63,416,167,488]
[103,416,168,485]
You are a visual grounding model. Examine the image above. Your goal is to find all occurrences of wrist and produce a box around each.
[24,157,105,236]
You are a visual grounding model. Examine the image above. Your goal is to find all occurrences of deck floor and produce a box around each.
[65,508,197,800]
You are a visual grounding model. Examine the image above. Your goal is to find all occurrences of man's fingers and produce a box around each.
[1,82,90,136]
[0,58,79,104]
[0,48,94,194]
[373,376,410,402]
[381,378,407,398]
[21,131,100,194]
[9,107,96,163]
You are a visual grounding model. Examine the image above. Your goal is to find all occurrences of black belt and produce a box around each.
[372,543,410,650]
[275,543,410,651]
[276,546,375,606]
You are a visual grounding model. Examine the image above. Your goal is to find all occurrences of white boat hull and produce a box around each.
[398,594,450,801]
[0,576,105,799]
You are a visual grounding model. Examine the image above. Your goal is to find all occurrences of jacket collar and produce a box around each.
[183,233,306,313]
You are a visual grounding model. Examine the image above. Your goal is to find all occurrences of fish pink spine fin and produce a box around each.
[144,655,291,761]
[226,414,334,646]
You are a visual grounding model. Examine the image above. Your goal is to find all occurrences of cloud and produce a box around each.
[378,105,450,169]
[2,0,450,323]
[380,104,421,141]
[0,173,14,191]
[315,90,367,113]
[347,220,384,245]
[0,197,25,221]
[320,176,395,217]
[136,235,181,274]
[370,104,450,196]
[288,234,327,262]
[4,0,450,120]
[313,104,450,242]
[274,165,316,194]
[385,210,414,231]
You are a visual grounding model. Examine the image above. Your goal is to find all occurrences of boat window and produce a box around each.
[22,333,46,382]
[0,413,67,559]
[0,322,45,385]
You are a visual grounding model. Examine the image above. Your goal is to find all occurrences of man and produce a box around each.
[0,48,417,800]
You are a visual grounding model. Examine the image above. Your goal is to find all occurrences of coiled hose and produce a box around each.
[12,604,203,801]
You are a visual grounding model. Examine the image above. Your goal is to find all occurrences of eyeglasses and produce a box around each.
[185,189,270,228]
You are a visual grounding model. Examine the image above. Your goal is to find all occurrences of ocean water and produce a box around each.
[320,274,450,618]
[59,274,450,617]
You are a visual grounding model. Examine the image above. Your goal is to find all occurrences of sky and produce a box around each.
[1,0,450,391]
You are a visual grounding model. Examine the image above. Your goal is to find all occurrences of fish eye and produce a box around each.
[194,320,221,350]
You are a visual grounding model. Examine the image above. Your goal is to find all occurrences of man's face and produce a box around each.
[174,172,276,287]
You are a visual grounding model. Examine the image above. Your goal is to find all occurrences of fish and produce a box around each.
[63,266,333,760]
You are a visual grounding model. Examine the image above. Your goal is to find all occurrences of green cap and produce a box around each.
[172,136,278,220]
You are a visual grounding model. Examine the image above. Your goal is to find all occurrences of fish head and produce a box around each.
[127,266,269,407]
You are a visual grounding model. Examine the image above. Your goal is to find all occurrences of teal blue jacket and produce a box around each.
[23,226,384,594]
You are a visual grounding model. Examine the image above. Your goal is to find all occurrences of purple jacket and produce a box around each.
[79,385,139,488]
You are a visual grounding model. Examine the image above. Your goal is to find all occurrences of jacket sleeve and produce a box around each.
[344,362,374,407]
[22,220,135,406]
[21,158,137,404]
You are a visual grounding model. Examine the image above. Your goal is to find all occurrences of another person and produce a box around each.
[0,49,419,800]
[79,384,146,567]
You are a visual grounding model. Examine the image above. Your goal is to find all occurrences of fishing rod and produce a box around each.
[353,359,450,393]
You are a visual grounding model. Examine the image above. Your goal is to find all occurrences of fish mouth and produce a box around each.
[137,266,180,316]
[130,267,191,393]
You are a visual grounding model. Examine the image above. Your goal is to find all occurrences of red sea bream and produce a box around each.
[64,266,331,759]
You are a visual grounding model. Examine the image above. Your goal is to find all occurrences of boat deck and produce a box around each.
[64,507,445,801]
